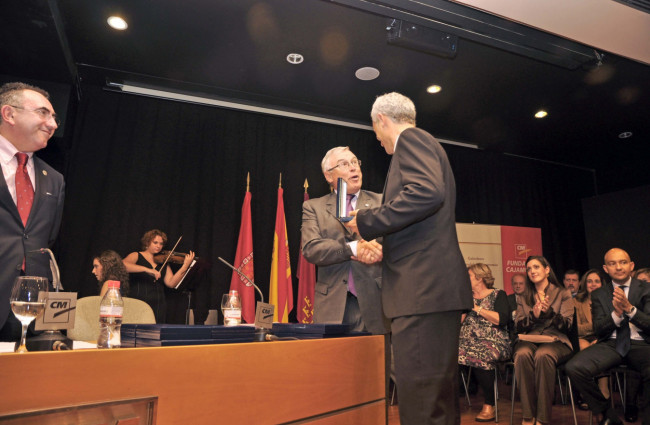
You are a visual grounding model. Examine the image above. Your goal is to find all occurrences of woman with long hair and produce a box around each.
[92,250,129,297]
[513,256,575,425]
[574,268,609,407]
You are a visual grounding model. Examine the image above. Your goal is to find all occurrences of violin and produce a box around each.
[154,250,198,265]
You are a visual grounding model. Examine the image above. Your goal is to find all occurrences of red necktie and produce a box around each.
[15,152,34,227]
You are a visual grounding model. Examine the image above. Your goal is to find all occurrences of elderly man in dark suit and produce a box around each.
[301,146,388,335]
[566,248,650,425]
[0,82,65,341]
[347,92,473,425]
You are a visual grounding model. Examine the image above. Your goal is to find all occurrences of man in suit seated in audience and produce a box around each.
[564,269,580,297]
[507,272,526,313]
[566,248,650,425]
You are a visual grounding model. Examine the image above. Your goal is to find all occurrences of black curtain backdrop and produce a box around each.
[52,83,595,321]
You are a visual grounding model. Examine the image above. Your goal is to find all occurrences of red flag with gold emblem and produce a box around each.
[229,184,255,323]
[297,183,315,323]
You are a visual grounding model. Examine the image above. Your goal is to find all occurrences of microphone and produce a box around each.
[217,257,264,303]
[52,340,71,351]
[29,248,63,291]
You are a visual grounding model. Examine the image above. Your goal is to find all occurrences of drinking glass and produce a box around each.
[10,276,49,353]
[221,291,241,326]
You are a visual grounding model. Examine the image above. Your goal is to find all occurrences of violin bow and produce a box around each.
[158,235,183,271]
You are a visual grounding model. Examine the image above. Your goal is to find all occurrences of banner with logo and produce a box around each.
[456,223,542,294]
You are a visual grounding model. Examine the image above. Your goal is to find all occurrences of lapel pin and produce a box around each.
[42,170,47,176]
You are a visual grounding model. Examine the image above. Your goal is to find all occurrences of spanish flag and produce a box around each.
[229,173,255,324]
[269,180,293,322]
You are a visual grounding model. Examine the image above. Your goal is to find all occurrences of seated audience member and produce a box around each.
[563,269,580,297]
[507,273,527,314]
[513,256,575,425]
[92,250,130,297]
[574,269,610,408]
[459,263,511,422]
[566,248,650,425]
[634,268,650,283]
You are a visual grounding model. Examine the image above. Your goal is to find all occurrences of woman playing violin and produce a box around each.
[123,229,195,323]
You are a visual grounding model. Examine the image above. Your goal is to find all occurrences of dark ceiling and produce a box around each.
[2,0,649,192]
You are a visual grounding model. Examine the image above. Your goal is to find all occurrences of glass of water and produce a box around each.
[10,276,49,353]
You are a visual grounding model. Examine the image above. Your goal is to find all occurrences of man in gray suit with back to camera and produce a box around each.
[301,146,388,335]
[347,92,473,425]
[0,82,65,341]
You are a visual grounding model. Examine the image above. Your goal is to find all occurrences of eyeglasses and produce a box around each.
[8,105,60,126]
[327,159,361,172]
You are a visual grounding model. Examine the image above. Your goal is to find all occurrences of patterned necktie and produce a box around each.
[15,153,34,226]
[615,284,631,356]
[346,194,356,296]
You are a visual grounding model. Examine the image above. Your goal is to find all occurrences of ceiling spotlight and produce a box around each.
[355,67,380,81]
[534,110,548,118]
[286,53,304,65]
[107,16,128,30]
[618,131,633,139]
[427,85,442,94]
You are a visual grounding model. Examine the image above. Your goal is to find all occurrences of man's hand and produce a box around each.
[345,210,359,234]
[613,286,632,317]
[353,239,383,264]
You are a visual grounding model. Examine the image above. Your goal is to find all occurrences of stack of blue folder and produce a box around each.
[121,324,256,347]
[270,323,369,339]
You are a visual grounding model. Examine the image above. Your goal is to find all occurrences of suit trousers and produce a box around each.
[513,340,572,424]
[392,310,462,425]
[566,339,650,425]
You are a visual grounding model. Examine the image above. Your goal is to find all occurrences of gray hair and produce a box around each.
[370,92,416,125]
[321,146,351,175]
[0,82,50,108]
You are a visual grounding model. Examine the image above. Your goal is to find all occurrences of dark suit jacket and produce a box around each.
[0,156,65,328]
[355,127,472,318]
[591,279,650,344]
[301,190,389,334]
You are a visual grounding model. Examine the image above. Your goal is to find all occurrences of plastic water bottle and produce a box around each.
[222,289,242,326]
[97,280,123,349]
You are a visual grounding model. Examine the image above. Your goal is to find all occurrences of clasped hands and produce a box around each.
[612,286,633,317]
[533,295,550,318]
[352,239,383,264]
[345,210,382,264]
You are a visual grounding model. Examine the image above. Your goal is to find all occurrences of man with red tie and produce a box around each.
[566,248,650,425]
[0,82,65,341]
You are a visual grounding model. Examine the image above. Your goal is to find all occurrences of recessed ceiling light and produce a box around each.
[427,85,442,94]
[355,67,380,81]
[618,131,633,139]
[286,53,304,64]
[107,16,128,30]
[534,110,548,118]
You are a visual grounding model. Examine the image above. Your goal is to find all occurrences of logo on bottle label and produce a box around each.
[100,305,123,317]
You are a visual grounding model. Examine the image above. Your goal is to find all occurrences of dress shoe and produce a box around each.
[475,404,495,422]
[598,410,623,425]
[598,419,622,425]
[624,405,638,422]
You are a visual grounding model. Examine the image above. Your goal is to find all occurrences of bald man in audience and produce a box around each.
[566,248,650,425]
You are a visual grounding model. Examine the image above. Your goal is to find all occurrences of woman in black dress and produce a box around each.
[123,229,194,323]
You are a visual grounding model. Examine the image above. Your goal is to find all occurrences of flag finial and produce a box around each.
[304,178,309,192]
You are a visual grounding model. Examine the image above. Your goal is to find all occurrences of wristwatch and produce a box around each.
[624,306,636,317]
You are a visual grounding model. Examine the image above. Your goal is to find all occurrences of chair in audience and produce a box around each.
[461,364,503,422]
[67,296,156,341]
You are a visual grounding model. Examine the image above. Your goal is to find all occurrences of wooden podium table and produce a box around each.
[0,336,386,424]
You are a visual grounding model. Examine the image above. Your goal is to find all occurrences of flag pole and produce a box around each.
[246,171,250,191]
